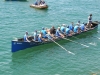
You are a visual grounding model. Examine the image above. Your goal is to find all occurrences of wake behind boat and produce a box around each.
[11,21,100,52]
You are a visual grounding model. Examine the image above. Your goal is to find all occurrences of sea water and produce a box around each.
[0,0,100,75]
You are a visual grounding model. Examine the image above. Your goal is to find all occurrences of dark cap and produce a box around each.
[90,14,92,16]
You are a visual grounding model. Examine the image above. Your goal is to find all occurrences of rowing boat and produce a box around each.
[11,21,99,52]
[5,0,27,1]
[30,4,48,9]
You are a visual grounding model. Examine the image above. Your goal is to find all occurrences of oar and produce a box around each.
[51,38,75,55]
[57,27,89,47]
[71,36,96,46]
[92,36,100,40]
[63,38,89,48]
[81,29,100,40]
[46,35,75,55]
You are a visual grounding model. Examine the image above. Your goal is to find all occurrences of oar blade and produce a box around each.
[68,51,75,55]
[81,44,89,48]
[47,36,75,55]
[89,42,97,46]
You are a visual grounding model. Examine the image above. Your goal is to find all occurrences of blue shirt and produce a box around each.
[65,28,70,35]
[69,24,73,31]
[38,37,42,42]
[80,24,85,31]
[56,29,61,37]
[60,26,65,33]
[24,34,27,42]
[41,30,47,38]
[74,26,79,33]
[33,32,38,41]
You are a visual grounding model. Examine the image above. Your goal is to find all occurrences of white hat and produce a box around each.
[58,27,60,29]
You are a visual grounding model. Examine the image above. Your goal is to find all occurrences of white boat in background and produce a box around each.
[30,4,48,9]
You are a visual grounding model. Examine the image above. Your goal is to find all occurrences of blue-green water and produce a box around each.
[0,0,100,75]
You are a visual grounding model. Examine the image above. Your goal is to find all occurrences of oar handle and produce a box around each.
[46,35,75,55]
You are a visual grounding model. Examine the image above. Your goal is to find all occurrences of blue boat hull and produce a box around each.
[11,21,99,52]
[12,41,43,52]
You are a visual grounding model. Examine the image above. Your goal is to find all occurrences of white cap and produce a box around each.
[58,27,60,29]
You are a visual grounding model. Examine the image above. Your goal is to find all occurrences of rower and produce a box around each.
[55,27,65,38]
[46,29,54,41]
[50,26,56,35]
[50,26,56,39]
[65,27,72,36]
[38,32,43,42]
[60,24,66,33]
[80,23,86,31]
[77,20,80,25]
[41,27,48,38]
[68,22,74,31]
[24,31,30,42]
[73,24,81,33]
[33,30,38,41]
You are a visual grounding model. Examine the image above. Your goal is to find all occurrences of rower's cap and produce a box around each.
[42,27,44,30]
[90,14,92,16]
[26,31,28,34]
[62,24,66,26]
[26,31,28,33]
[78,20,80,23]
[58,27,60,29]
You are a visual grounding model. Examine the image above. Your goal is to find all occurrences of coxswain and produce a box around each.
[87,14,93,28]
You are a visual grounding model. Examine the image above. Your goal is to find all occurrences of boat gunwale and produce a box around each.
[30,4,48,9]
